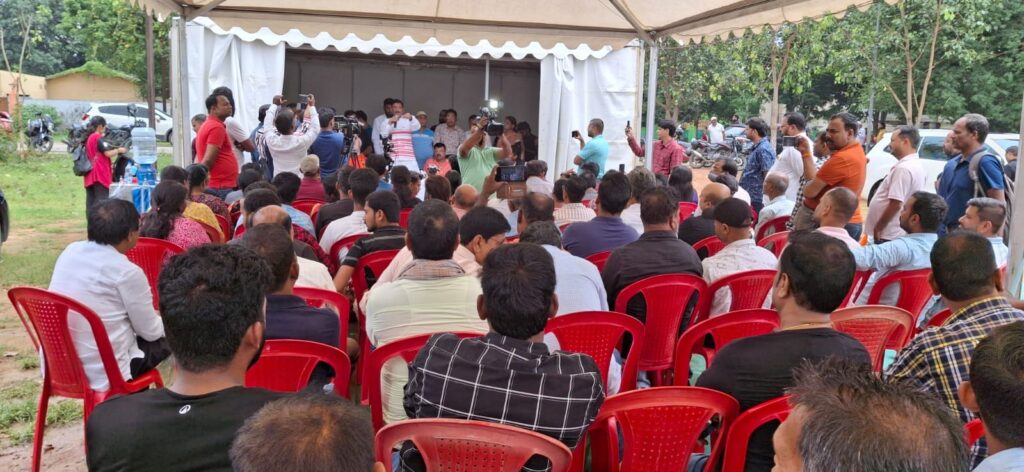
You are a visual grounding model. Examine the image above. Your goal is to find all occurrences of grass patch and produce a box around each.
[0,152,87,228]
[0,380,82,445]
[0,242,66,288]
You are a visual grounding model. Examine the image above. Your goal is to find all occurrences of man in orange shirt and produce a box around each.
[793,112,867,240]
[195,93,239,199]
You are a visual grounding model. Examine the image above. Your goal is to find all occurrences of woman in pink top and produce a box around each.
[83,116,126,212]
[141,181,211,251]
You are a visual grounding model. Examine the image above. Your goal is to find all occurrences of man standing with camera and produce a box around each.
[379,99,420,171]
[458,116,513,192]
[309,108,345,177]
[572,118,609,176]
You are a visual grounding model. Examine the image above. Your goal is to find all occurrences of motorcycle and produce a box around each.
[66,104,145,181]
[689,138,733,169]
[25,113,54,153]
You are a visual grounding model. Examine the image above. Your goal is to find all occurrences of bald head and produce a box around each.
[764,173,790,200]
[823,187,858,222]
[453,184,478,210]
[252,205,292,236]
[700,183,731,211]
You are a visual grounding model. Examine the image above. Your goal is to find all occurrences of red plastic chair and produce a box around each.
[505,236,519,244]
[125,237,185,310]
[198,220,223,243]
[679,202,698,222]
[586,250,613,272]
[292,287,351,348]
[587,387,739,472]
[329,232,370,265]
[692,236,725,259]
[614,274,708,385]
[721,396,792,472]
[375,419,573,472]
[756,231,789,258]
[233,223,246,240]
[964,419,985,447]
[245,339,351,398]
[228,200,241,228]
[292,199,323,216]
[352,248,404,400]
[830,305,915,372]
[699,270,777,325]
[399,208,413,229]
[214,213,231,241]
[865,268,934,318]
[8,287,164,472]
[924,308,954,331]
[365,331,484,432]
[545,311,646,392]
[559,222,573,232]
[755,215,790,241]
[309,203,322,225]
[840,269,873,308]
[673,309,780,385]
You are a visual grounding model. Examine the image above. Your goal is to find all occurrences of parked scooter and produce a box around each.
[25,113,54,153]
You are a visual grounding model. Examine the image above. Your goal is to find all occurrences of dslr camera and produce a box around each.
[333,115,363,155]
[477,106,505,136]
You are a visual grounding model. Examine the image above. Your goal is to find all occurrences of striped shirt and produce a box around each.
[381,116,420,170]
[553,203,596,227]
[341,226,407,268]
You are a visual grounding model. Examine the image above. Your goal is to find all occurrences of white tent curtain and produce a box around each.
[539,47,640,179]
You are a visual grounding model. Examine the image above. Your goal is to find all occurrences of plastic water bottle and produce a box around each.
[126,163,138,183]
[131,127,158,185]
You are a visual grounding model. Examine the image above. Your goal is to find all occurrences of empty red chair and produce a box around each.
[755,215,790,241]
[544,311,646,392]
[214,213,231,241]
[398,208,413,229]
[245,339,351,398]
[830,305,914,372]
[291,199,323,216]
[674,309,780,385]
[351,248,401,394]
[365,331,484,432]
[586,250,612,272]
[125,237,184,310]
[699,270,776,325]
[840,269,873,308]
[375,418,573,472]
[692,236,725,259]
[964,419,985,447]
[721,396,792,472]
[329,232,370,265]
[679,201,698,221]
[587,387,739,472]
[614,274,708,385]
[756,231,790,258]
[865,268,934,318]
[198,220,223,243]
[8,287,164,472]
[292,287,351,347]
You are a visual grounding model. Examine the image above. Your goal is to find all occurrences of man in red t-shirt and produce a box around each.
[196,94,238,198]
[794,112,867,240]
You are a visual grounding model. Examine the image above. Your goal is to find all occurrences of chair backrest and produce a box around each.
[292,287,352,347]
[866,268,934,318]
[214,213,231,241]
[756,231,790,259]
[398,208,413,229]
[692,236,725,259]
[125,237,185,311]
[679,202,698,222]
[505,236,519,244]
[701,270,777,321]
[375,419,573,472]
[309,203,322,225]
[755,215,790,241]
[244,339,351,398]
[964,419,985,447]
[830,305,915,372]
[674,309,780,384]
[351,249,401,305]
[588,387,739,472]
[614,274,708,372]
[228,201,241,227]
[721,396,792,472]
[329,232,371,265]
[366,331,484,432]
[585,250,612,272]
[291,199,322,216]
[233,223,246,240]
[545,311,646,392]
[840,269,873,308]
[558,222,573,233]
[198,220,223,243]
[7,287,133,400]
[925,308,954,330]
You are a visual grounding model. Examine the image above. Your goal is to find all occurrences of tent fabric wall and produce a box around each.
[540,47,640,179]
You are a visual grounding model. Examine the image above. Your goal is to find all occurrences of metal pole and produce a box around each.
[484,59,490,101]
[866,6,880,142]
[1007,90,1024,298]
[643,42,659,170]
[145,13,156,128]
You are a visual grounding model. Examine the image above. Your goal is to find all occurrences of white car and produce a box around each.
[863,129,1018,200]
[81,103,174,142]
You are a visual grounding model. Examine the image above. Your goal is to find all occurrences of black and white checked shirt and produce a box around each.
[401,332,605,472]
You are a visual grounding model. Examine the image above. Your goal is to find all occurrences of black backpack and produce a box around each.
[71,145,93,177]
[968,149,1015,242]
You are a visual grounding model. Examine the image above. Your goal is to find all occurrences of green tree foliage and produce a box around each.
[0,0,83,76]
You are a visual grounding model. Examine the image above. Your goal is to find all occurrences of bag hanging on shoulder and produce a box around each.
[968,149,1014,242]
[72,145,93,177]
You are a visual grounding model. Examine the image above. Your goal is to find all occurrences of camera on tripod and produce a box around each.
[334,115,362,155]
[477,101,505,136]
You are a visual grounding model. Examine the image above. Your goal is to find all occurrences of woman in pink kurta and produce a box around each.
[83,116,126,212]
[140,181,211,252]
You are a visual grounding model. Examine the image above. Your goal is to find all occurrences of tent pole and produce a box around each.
[1007,90,1024,298]
[643,42,658,170]
[484,59,490,101]
[169,16,190,167]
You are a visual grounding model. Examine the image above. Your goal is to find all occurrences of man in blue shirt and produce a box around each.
[937,114,1006,234]
[412,111,435,171]
[573,118,609,176]
[740,117,777,212]
[308,110,345,177]
[562,171,639,258]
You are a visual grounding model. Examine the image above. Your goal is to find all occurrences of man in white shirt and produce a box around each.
[365,200,489,425]
[48,199,167,391]
[211,86,256,168]
[620,167,657,235]
[553,175,597,226]
[703,198,779,316]
[865,125,927,243]
[754,172,794,237]
[812,187,862,251]
[706,116,726,145]
[251,205,335,291]
[319,168,379,259]
[525,160,554,196]
[263,94,320,177]
[769,112,814,202]
[378,99,420,171]
[958,197,1009,268]
[371,98,395,155]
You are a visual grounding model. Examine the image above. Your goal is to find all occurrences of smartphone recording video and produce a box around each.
[495,165,526,182]
[782,136,798,147]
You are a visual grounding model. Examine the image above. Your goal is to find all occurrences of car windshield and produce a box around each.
[995,139,1019,151]
[725,126,745,138]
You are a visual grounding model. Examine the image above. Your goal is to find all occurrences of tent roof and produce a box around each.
[134,0,881,52]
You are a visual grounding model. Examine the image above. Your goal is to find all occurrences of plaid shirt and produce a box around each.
[786,154,830,230]
[553,203,597,227]
[402,332,605,472]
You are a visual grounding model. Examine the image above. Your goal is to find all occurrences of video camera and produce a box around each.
[477,105,505,137]
[334,115,363,156]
